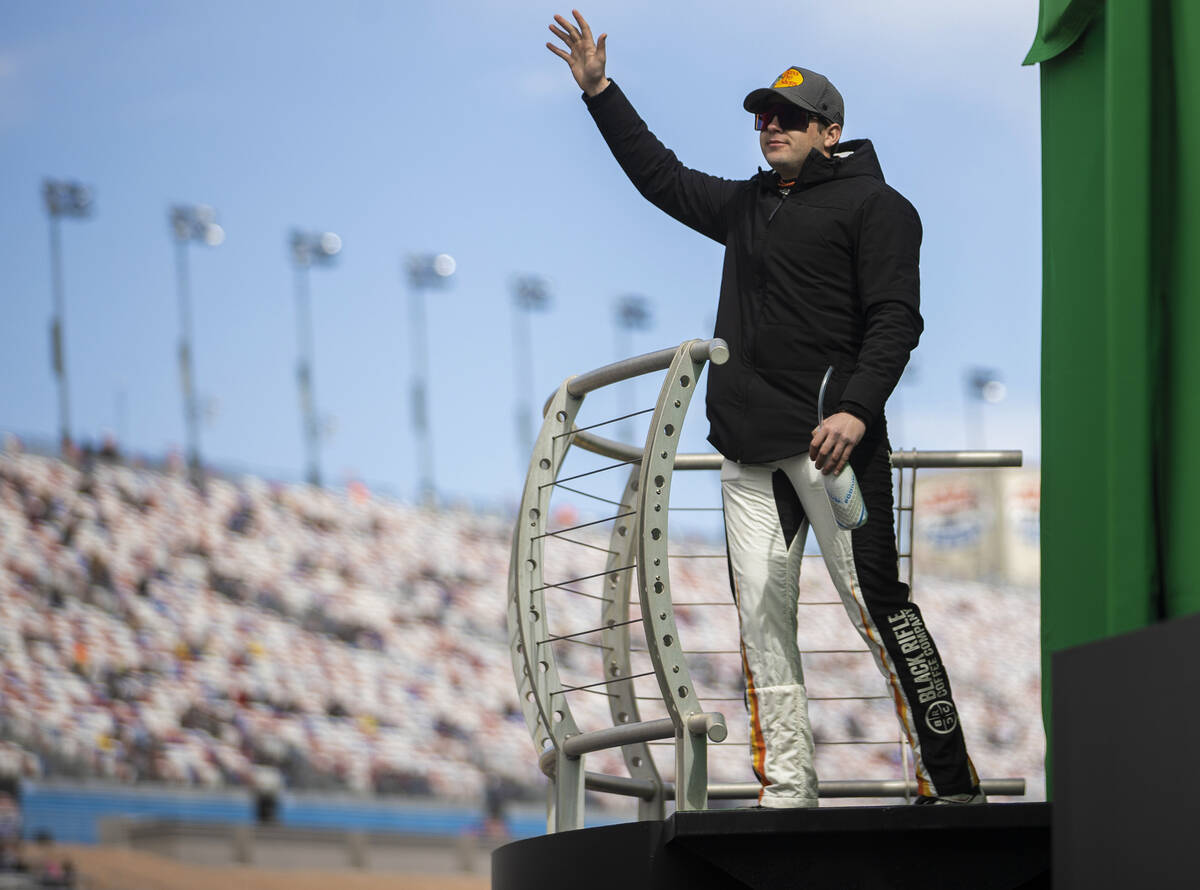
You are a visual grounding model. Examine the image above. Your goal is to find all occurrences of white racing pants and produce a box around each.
[721,439,979,807]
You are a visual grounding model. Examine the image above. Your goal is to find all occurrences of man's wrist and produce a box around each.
[837,403,872,429]
[584,77,611,98]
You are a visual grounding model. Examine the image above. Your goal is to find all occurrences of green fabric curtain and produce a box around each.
[1028,0,1200,794]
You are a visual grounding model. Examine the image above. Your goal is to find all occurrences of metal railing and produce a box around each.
[508,339,1025,832]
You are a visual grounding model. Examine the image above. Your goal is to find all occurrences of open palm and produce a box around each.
[546,10,610,97]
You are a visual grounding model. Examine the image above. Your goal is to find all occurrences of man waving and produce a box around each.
[548,11,985,807]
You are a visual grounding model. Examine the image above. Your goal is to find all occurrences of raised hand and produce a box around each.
[546,10,610,97]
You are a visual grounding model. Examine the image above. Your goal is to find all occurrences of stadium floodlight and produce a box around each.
[42,178,95,451]
[616,294,652,333]
[614,294,653,440]
[169,204,224,488]
[965,367,1006,449]
[511,275,552,460]
[290,229,342,487]
[405,252,455,505]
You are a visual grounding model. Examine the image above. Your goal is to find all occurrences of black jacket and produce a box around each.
[585,82,923,462]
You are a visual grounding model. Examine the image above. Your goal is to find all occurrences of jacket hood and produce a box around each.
[759,138,885,190]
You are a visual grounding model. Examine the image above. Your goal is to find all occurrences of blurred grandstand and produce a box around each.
[0,434,1044,836]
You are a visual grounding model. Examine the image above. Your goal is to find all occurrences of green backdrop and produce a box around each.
[1026,0,1200,793]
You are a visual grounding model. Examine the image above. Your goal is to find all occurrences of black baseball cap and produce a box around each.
[743,67,844,126]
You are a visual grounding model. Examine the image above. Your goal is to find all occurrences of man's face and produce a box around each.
[757,105,839,178]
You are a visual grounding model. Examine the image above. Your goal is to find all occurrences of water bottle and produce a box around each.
[817,366,868,530]
[823,463,868,530]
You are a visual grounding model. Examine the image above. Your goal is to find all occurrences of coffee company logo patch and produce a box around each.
[773,68,804,88]
[925,700,958,735]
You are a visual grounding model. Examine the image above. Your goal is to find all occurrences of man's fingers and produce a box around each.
[596,32,607,54]
[548,23,574,45]
[821,442,844,476]
[832,444,849,475]
[833,443,855,475]
[812,414,864,473]
[546,42,571,62]
[809,426,826,461]
[574,9,594,41]
[554,13,582,40]
[817,434,850,474]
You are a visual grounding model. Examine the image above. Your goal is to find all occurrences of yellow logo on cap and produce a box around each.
[772,68,804,88]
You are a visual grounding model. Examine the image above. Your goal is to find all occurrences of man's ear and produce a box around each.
[824,122,842,149]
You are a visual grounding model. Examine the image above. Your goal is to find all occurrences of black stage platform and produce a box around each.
[493,803,1050,889]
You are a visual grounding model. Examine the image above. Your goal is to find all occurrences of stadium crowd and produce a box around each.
[0,436,1044,808]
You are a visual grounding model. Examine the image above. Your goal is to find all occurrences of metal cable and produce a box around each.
[539,458,641,489]
[531,564,635,593]
[540,585,614,603]
[532,512,637,541]
[551,484,628,509]
[537,616,640,644]
[551,638,612,650]
[552,407,655,440]
[551,670,657,695]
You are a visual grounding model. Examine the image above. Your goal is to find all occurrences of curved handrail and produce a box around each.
[889,449,1022,468]
[552,356,1023,470]
[563,339,729,399]
[632,340,719,811]
[512,338,730,832]
[571,440,1024,470]
[599,466,664,820]
[512,338,1028,833]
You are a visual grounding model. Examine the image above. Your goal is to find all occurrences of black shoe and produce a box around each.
[913,786,987,805]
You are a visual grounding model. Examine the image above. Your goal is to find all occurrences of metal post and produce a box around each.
[168,204,223,486]
[614,323,631,440]
[965,368,1006,450]
[405,253,454,506]
[294,261,321,487]
[511,276,551,466]
[115,384,128,451]
[512,301,534,459]
[47,213,69,450]
[173,238,202,486]
[675,726,709,812]
[964,391,984,450]
[43,180,93,453]
[553,749,586,832]
[614,295,651,441]
[409,278,433,504]
[288,229,340,488]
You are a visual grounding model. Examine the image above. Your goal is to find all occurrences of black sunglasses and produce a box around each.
[753,105,817,131]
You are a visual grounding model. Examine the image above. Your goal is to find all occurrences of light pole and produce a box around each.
[405,252,455,505]
[290,229,342,487]
[614,294,652,440]
[170,204,224,486]
[42,179,94,451]
[511,275,551,459]
[965,367,1006,449]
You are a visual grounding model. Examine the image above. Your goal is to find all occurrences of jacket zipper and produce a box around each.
[767,192,788,222]
[739,189,790,442]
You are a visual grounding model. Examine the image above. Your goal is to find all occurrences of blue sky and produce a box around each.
[0,1,1042,511]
